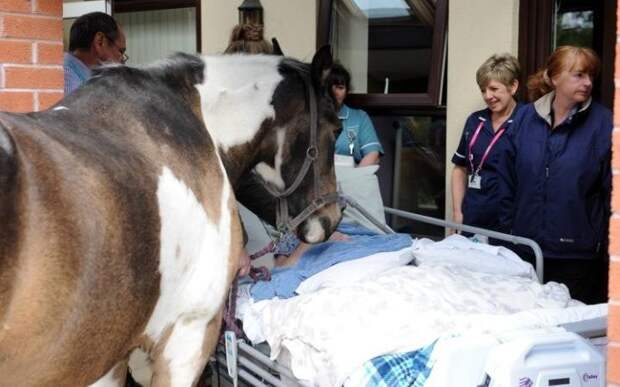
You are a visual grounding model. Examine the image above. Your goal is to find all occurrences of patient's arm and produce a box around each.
[274,231,351,267]
[275,243,311,267]
[328,231,350,242]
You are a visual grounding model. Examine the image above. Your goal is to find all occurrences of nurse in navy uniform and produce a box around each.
[451,53,522,231]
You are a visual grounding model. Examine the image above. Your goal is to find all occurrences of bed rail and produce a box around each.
[340,195,544,283]
[214,340,304,387]
[210,198,607,387]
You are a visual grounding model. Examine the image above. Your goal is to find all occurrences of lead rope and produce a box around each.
[221,75,330,338]
[222,239,276,339]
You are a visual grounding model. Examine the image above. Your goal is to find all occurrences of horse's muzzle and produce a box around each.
[298,213,339,244]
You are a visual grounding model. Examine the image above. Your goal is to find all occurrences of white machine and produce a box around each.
[481,331,605,387]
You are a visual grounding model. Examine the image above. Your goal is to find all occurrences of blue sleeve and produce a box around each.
[601,149,611,245]
[600,110,613,245]
[357,111,384,157]
[451,115,474,167]
[64,65,82,95]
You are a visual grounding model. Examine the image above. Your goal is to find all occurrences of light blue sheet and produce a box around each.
[250,223,412,301]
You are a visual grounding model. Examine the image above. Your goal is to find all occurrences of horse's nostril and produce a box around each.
[301,217,326,244]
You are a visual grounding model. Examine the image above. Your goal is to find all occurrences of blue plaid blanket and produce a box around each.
[346,341,437,387]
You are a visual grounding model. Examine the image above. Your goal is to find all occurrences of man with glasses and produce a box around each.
[64,12,128,95]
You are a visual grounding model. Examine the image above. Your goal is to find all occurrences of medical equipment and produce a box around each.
[480,331,605,387]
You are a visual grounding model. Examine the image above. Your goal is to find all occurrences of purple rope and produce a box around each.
[222,241,276,339]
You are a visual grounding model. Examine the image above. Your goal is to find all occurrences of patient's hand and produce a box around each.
[275,242,310,267]
[238,249,251,276]
[274,232,350,268]
[329,231,350,241]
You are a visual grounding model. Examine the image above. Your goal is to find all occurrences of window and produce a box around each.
[374,114,446,237]
[518,0,616,107]
[318,0,447,107]
[113,0,201,66]
[554,1,594,48]
[317,0,447,237]
[318,0,447,238]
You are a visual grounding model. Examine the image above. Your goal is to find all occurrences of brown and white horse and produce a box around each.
[0,48,341,387]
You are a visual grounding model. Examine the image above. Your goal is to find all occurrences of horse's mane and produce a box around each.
[90,53,315,93]
[279,57,310,78]
[91,53,205,91]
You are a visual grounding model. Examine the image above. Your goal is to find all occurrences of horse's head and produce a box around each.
[192,47,342,243]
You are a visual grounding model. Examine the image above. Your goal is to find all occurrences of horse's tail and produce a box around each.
[0,117,16,190]
[0,115,19,321]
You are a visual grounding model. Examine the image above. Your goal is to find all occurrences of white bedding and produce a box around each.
[413,234,538,280]
[240,262,607,387]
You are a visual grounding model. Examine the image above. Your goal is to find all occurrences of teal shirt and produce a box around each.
[335,104,384,163]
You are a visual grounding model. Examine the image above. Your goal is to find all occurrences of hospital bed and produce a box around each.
[207,197,607,386]
[208,195,608,387]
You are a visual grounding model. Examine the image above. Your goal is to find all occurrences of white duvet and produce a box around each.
[241,260,606,387]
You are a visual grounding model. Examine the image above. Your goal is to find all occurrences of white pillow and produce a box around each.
[295,243,415,295]
[335,164,386,233]
[238,203,275,269]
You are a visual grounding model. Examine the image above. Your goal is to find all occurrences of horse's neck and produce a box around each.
[218,142,262,187]
[198,55,282,150]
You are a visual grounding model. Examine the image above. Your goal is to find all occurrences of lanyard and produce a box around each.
[468,121,506,175]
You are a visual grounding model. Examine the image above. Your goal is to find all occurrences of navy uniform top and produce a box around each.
[496,92,612,260]
[451,104,522,229]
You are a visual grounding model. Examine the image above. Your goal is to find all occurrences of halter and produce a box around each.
[254,75,340,235]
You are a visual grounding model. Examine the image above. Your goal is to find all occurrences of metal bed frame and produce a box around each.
[209,199,605,387]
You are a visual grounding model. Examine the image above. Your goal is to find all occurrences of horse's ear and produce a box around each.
[311,45,333,88]
[272,38,284,56]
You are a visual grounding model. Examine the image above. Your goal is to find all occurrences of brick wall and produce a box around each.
[610,4,620,386]
[0,0,63,112]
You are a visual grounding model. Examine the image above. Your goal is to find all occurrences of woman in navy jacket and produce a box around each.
[451,54,522,231]
[496,46,612,304]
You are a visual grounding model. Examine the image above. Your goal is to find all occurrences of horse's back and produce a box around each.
[0,83,237,385]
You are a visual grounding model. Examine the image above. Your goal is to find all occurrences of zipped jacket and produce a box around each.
[495,92,612,260]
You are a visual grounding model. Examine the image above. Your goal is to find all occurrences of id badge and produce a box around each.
[468,174,481,189]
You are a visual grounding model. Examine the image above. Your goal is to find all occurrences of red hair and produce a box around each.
[526,46,600,101]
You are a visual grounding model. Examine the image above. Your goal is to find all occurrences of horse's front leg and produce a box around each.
[88,359,129,387]
[150,310,223,387]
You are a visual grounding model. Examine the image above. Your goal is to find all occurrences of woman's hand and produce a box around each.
[450,165,468,234]
[357,151,380,167]
[449,211,463,235]
[453,211,463,225]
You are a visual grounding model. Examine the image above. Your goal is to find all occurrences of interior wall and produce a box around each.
[445,0,520,220]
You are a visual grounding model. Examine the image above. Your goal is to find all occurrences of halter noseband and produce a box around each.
[255,75,340,234]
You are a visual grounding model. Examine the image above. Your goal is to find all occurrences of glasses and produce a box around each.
[105,35,129,64]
